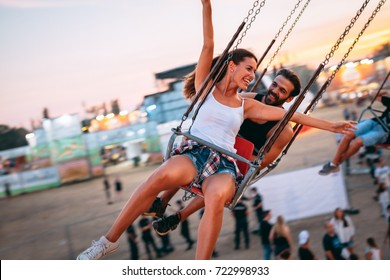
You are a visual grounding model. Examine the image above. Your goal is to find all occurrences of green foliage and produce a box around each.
[0,125,30,151]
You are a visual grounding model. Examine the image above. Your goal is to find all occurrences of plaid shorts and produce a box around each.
[182,146,237,188]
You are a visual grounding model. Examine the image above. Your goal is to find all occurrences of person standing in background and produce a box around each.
[297,230,316,260]
[175,200,195,251]
[260,210,273,260]
[330,208,355,255]
[114,176,123,201]
[232,199,250,250]
[126,224,139,260]
[365,237,383,260]
[269,215,292,259]
[139,215,162,260]
[250,187,263,234]
[103,175,113,205]
[322,221,345,260]
[4,180,11,198]
[384,205,390,247]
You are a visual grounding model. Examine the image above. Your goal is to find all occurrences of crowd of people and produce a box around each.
[113,182,389,260]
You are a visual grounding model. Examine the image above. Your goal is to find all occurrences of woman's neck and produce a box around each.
[214,82,238,97]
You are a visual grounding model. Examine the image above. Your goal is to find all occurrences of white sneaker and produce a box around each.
[77,236,119,260]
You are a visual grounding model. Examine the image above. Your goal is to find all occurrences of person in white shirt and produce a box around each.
[365,237,383,260]
[330,207,355,255]
[374,157,390,200]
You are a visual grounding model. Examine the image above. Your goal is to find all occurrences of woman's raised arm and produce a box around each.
[194,0,214,93]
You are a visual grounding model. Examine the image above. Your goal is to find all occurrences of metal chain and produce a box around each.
[247,0,308,92]
[252,0,386,184]
[258,0,387,181]
[243,0,260,23]
[323,0,370,66]
[308,0,386,115]
[189,0,268,126]
[266,0,311,68]
[274,0,304,40]
[182,191,196,202]
[226,0,267,63]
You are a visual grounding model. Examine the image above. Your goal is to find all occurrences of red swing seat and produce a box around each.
[181,136,255,205]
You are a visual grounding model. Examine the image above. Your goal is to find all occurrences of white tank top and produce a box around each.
[190,92,244,153]
[366,247,381,260]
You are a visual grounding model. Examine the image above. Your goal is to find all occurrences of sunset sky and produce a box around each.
[0,0,389,129]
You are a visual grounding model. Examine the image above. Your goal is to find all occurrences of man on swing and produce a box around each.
[319,89,390,175]
[146,68,302,235]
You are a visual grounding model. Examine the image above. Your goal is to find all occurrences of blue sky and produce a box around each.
[0,0,389,129]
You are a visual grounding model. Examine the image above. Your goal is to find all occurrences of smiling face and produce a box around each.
[229,57,257,91]
[265,75,295,106]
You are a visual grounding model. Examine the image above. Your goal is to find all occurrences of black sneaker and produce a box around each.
[144,197,167,218]
[318,162,339,175]
[152,213,180,236]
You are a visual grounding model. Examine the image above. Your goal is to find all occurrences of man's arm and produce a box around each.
[239,92,258,99]
[260,125,293,169]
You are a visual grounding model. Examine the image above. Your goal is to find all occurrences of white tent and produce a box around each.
[251,165,349,222]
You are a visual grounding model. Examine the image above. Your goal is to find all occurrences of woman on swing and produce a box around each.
[77,0,356,260]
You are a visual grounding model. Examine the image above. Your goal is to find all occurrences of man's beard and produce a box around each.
[264,90,287,106]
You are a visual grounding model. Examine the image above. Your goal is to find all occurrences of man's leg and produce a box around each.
[152,196,205,235]
[331,132,356,166]
[338,120,388,164]
[319,132,355,175]
[319,120,381,175]
[144,188,180,218]
[339,137,364,163]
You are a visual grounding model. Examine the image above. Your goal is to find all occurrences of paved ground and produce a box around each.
[0,104,389,260]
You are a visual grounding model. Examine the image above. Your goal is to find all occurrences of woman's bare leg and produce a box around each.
[195,174,235,259]
[179,196,205,221]
[105,156,197,242]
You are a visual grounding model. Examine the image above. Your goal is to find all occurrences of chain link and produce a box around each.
[309,0,386,114]
[266,0,311,68]
[274,0,303,40]
[256,0,386,176]
[323,0,370,66]
[225,0,267,63]
[243,0,260,23]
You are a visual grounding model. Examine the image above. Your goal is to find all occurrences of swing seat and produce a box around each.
[181,136,255,206]
[377,143,390,149]
[376,139,390,149]
[358,94,390,150]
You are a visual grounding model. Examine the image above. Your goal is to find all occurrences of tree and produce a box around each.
[374,43,390,57]
[111,99,120,115]
[0,125,30,151]
[43,107,49,119]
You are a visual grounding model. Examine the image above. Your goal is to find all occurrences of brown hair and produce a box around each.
[275,68,301,97]
[183,48,257,100]
[334,207,349,227]
[367,237,378,248]
[274,215,286,237]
